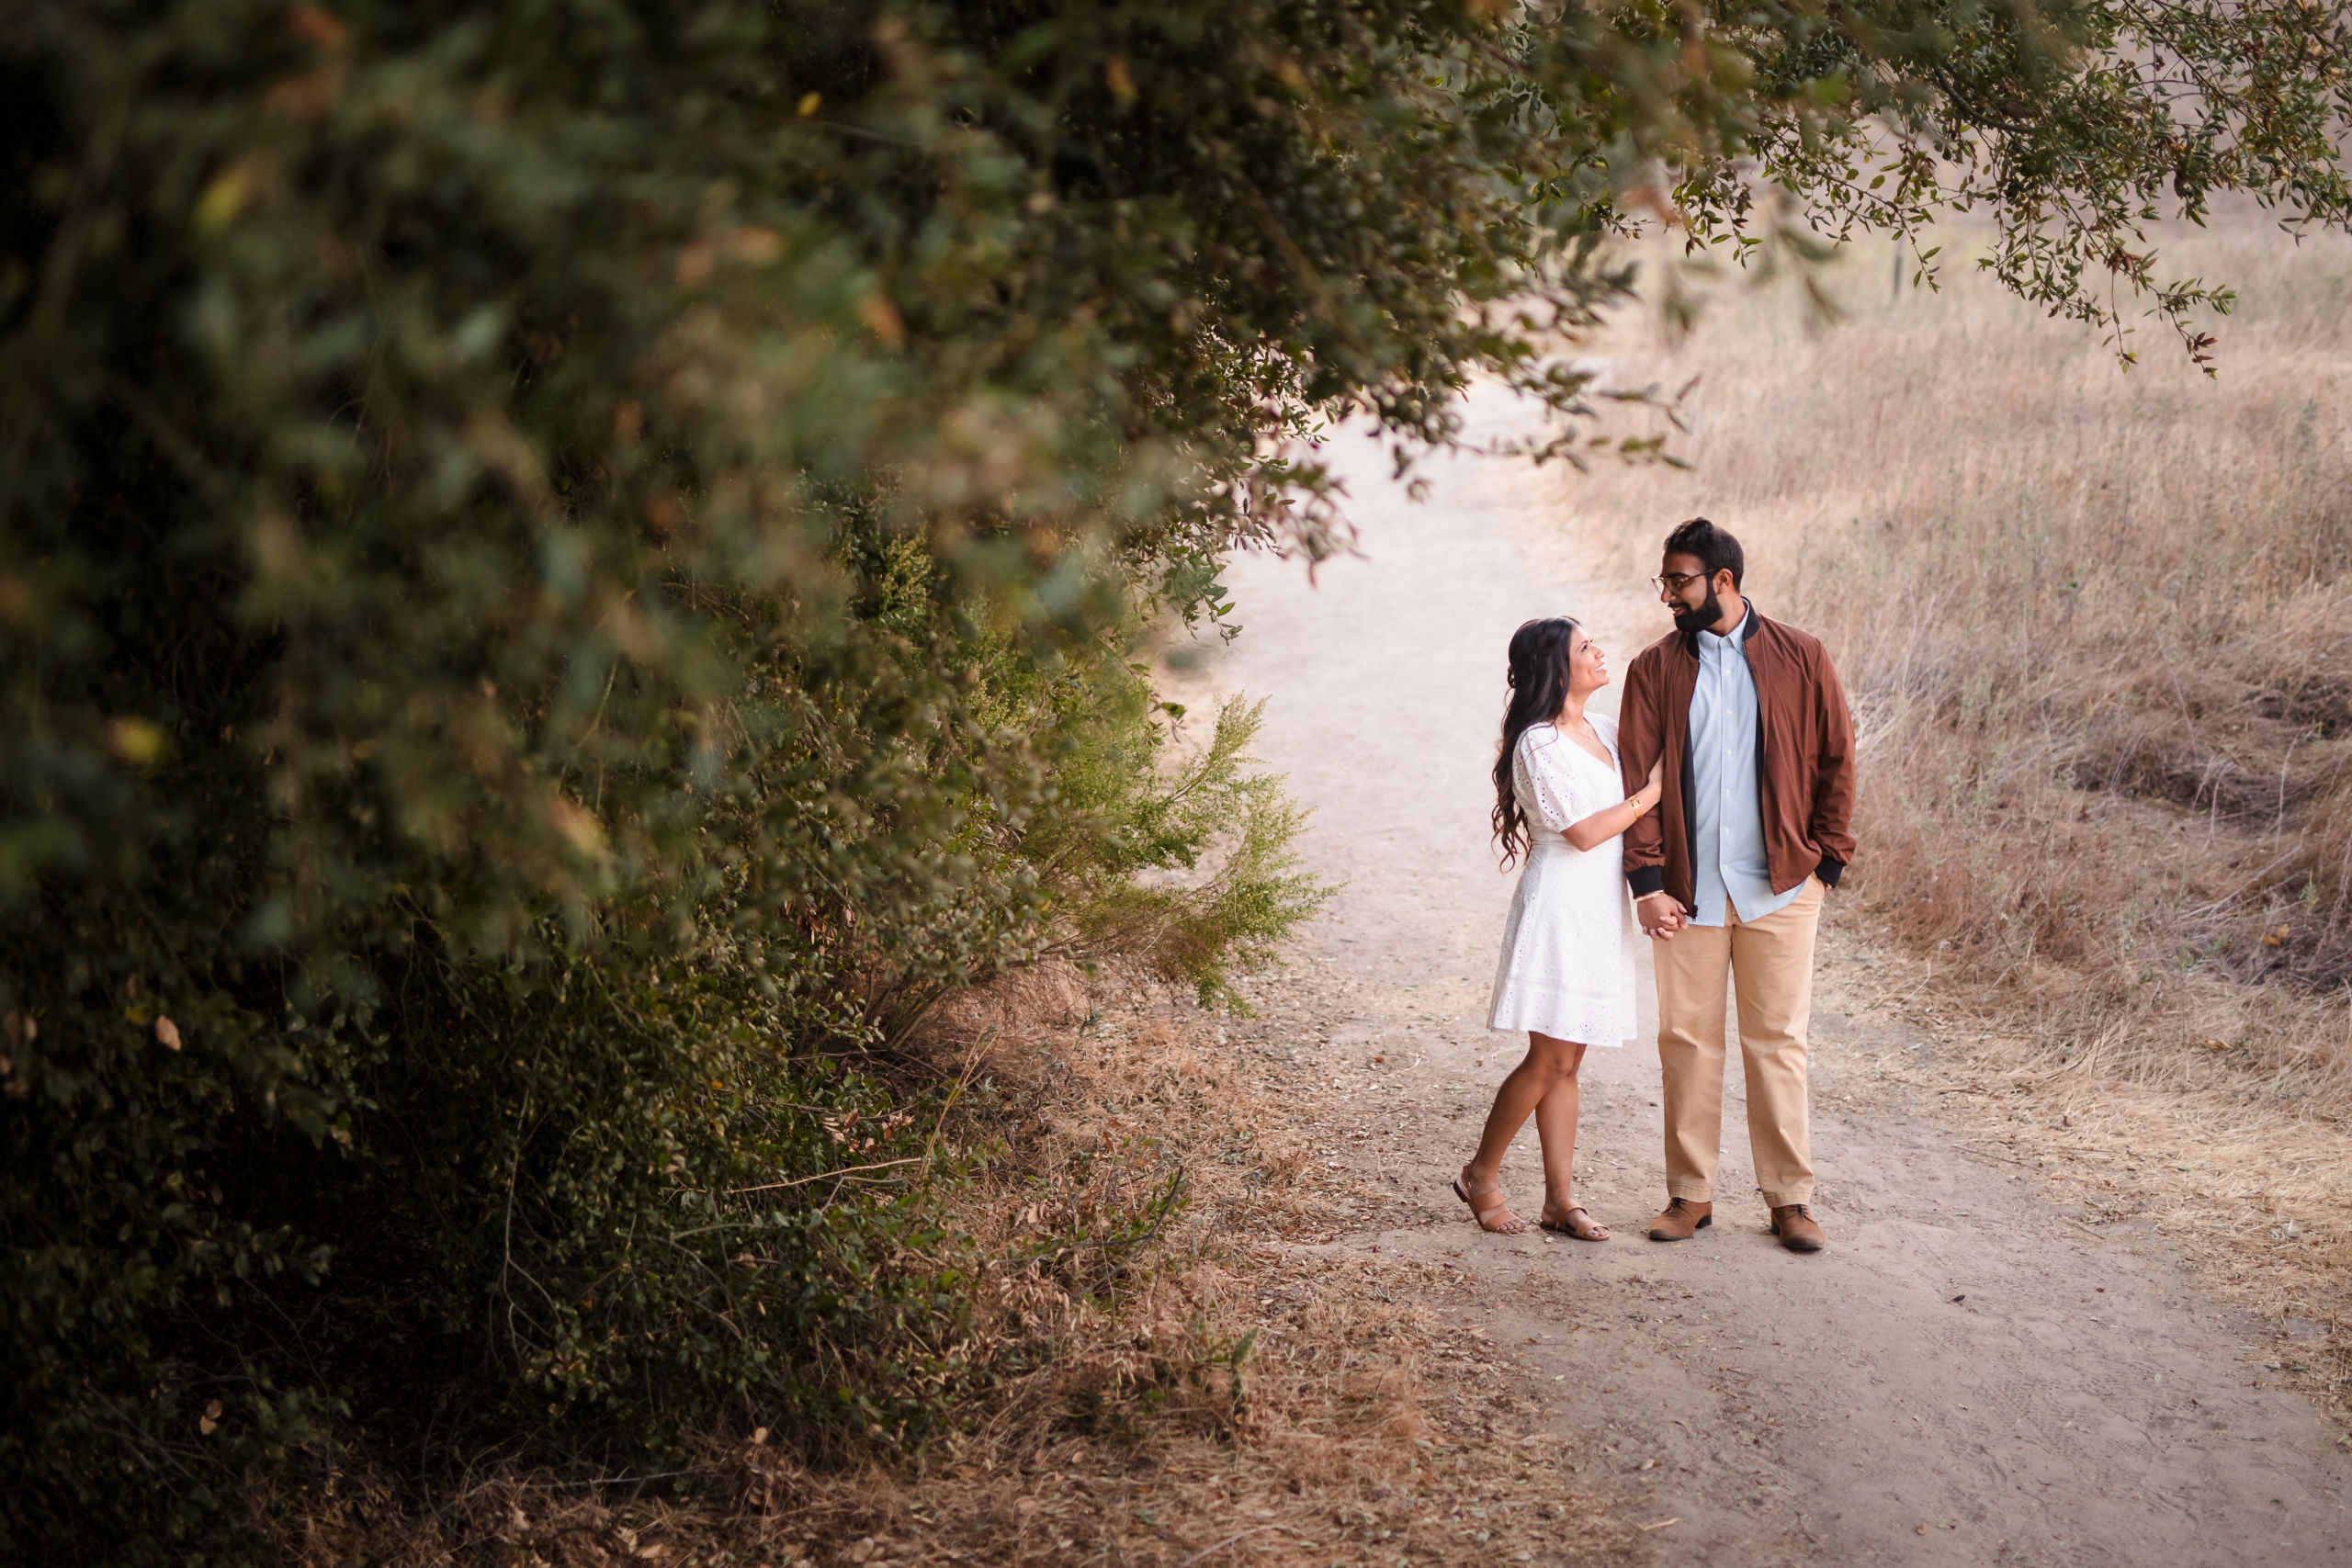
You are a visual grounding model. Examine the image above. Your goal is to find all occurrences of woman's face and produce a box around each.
[1567,627,1609,697]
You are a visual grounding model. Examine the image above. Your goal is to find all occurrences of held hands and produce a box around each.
[1631,761,1683,937]
[1636,891,1689,940]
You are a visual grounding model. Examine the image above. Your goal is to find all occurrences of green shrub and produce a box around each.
[1042,683,1327,1009]
[0,529,1305,1557]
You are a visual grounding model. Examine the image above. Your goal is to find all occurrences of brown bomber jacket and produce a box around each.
[1614,604,1858,908]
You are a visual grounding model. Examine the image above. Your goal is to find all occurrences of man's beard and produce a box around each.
[1673,587,1724,639]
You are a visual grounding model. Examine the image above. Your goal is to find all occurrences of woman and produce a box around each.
[1453,616,1662,1241]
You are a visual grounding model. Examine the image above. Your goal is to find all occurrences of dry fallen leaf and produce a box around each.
[726,225,782,265]
[155,1016,182,1051]
[199,1398,222,1435]
[857,294,905,348]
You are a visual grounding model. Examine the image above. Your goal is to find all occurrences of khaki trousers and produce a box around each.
[1653,876,1824,1208]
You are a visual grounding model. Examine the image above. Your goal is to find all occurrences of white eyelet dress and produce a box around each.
[1485,718,1639,1045]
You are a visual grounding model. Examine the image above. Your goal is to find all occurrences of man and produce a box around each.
[1616,518,1857,1253]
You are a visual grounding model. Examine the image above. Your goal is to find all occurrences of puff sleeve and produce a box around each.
[1512,727,1593,833]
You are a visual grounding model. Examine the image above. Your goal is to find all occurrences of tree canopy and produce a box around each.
[2,0,2344,1559]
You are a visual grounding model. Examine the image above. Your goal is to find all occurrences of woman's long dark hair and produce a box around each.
[1491,616,1579,868]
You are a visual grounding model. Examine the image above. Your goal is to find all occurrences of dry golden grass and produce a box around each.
[1537,205,2352,1416]
[1555,206,2352,1098]
[274,963,1627,1567]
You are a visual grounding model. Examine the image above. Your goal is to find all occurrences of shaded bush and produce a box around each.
[0,542,1319,1559]
[9,3,1594,1542]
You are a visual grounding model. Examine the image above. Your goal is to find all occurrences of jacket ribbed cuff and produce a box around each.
[1815,856,1845,889]
[1626,866,1666,897]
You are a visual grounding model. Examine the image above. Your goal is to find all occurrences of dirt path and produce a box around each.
[1165,385,2352,1566]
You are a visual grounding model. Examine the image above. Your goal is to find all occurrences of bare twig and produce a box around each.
[1174,1524,1312,1566]
[729,1156,922,1195]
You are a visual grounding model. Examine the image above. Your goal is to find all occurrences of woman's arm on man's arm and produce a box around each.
[1617,655,1668,892]
[1616,652,1686,935]
[1564,759,1663,852]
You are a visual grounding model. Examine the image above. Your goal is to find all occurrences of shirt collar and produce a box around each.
[1697,600,1756,652]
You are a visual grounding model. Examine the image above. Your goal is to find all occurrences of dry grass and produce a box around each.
[273,963,1628,1566]
[1551,206,2352,1100]
[1530,206,2352,1414]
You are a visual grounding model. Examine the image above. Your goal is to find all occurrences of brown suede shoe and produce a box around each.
[1770,1203,1826,1253]
[1646,1197,1713,1241]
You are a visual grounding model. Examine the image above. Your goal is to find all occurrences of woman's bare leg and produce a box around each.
[1532,1038,1607,1238]
[1458,1034,1580,1232]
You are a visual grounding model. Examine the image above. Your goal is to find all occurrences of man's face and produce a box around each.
[1659,552,1732,637]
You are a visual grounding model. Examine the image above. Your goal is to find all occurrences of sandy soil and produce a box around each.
[1164,383,2352,1565]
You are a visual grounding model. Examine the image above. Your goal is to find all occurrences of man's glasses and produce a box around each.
[1650,571,1713,593]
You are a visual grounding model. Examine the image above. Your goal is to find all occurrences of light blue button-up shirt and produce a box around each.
[1689,604,1804,928]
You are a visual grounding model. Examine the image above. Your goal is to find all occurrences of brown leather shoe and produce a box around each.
[1770,1203,1826,1252]
[1647,1197,1713,1241]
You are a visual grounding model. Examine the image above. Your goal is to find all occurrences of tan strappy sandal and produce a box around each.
[1453,1168,1532,1234]
[1538,1205,1611,1242]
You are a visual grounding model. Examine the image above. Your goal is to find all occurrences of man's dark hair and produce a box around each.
[1663,516,1743,589]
